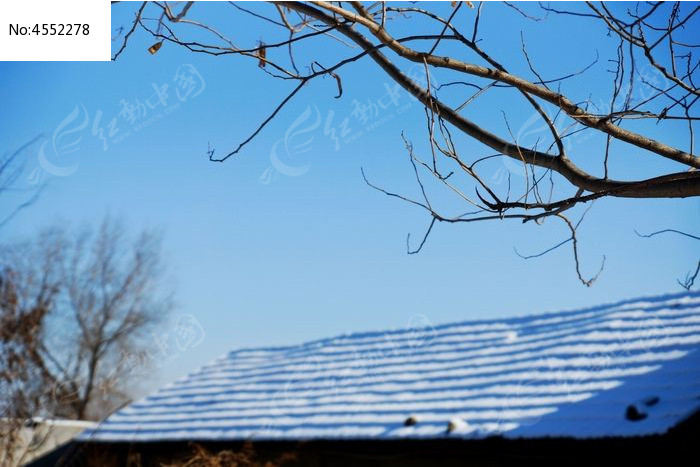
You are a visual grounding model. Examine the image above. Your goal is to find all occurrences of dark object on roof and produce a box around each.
[643,395,660,407]
[625,405,648,422]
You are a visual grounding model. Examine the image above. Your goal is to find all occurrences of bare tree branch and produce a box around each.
[110,1,700,285]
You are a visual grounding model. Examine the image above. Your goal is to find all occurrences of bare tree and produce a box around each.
[112,1,698,284]
[0,251,58,466]
[0,217,172,465]
[0,134,51,465]
[0,137,46,231]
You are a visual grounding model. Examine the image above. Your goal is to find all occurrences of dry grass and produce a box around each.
[164,442,298,467]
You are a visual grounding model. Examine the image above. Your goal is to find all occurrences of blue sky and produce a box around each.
[1,2,697,391]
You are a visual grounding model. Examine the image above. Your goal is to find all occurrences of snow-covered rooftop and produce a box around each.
[82,291,700,442]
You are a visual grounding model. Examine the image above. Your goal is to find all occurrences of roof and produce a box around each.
[82,291,700,442]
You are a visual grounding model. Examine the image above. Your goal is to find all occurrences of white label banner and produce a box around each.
[0,0,110,61]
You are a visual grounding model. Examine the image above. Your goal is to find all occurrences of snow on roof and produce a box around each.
[82,291,700,442]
